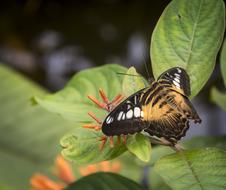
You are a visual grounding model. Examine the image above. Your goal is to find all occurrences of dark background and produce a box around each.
[0,0,225,137]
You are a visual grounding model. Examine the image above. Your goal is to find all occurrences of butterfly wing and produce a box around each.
[158,67,190,96]
[158,67,201,122]
[144,110,189,143]
[102,88,149,136]
[142,67,201,142]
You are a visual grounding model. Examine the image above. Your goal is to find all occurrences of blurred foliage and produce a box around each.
[66,172,145,190]
[211,87,226,111]
[220,39,226,86]
[0,64,74,190]
[211,38,226,111]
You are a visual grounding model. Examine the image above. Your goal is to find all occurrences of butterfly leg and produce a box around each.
[159,137,184,151]
[149,136,184,152]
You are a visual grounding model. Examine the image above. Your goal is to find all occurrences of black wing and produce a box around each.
[102,88,149,136]
[158,67,191,96]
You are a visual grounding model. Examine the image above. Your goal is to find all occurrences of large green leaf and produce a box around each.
[0,64,73,190]
[154,148,226,190]
[66,172,145,190]
[150,135,226,166]
[211,87,226,111]
[60,127,127,164]
[33,64,127,123]
[220,38,226,86]
[126,134,151,163]
[151,0,225,98]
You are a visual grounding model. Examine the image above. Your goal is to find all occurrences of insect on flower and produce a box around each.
[84,67,201,150]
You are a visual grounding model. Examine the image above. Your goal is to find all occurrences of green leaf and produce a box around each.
[60,127,127,164]
[118,152,145,182]
[126,134,151,162]
[149,170,171,190]
[34,64,127,123]
[0,64,73,190]
[220,38,226,86]
[151,0,225,98]
[65,172,145,190]
[122,66,147,96]
[150,135,226,166]
[154,148,226,190]
[210,87,226,111]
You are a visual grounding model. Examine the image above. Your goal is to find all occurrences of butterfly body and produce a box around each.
[101,67,201,144]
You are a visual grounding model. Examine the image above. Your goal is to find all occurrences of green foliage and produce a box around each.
[66,172,145,190]
[126,134,151,162]
[150,135,226,166]
[118,152,145,182]
[0,64,73,190]
[211,88,226,111]
[33,64,127,123]
[122,66,147,96]
[220,39,226,86]
[60,127,127,164]
[210,38,226,111]
[154,148,226,190]
[149,135,226,190]
[151,0,225,98]
[149,170,171,190]
[24,0,226,189]
[35,64,152,163]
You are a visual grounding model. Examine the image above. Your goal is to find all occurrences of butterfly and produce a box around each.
[101,67,201,146]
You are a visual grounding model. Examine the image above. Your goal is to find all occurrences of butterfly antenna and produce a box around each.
[116,72,141,77]
[142,51,152,83]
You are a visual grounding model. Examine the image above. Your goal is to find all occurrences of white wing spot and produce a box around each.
[173,80,180,88]
[106,116,111,124]
[177,68,182,73]
[175,73,180,77]
[126,109,133,119]
[134,107,141,118]
[122,113,126,120]
[174,78,180,83]
[141,111,144,117]
[117,111,124,121]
